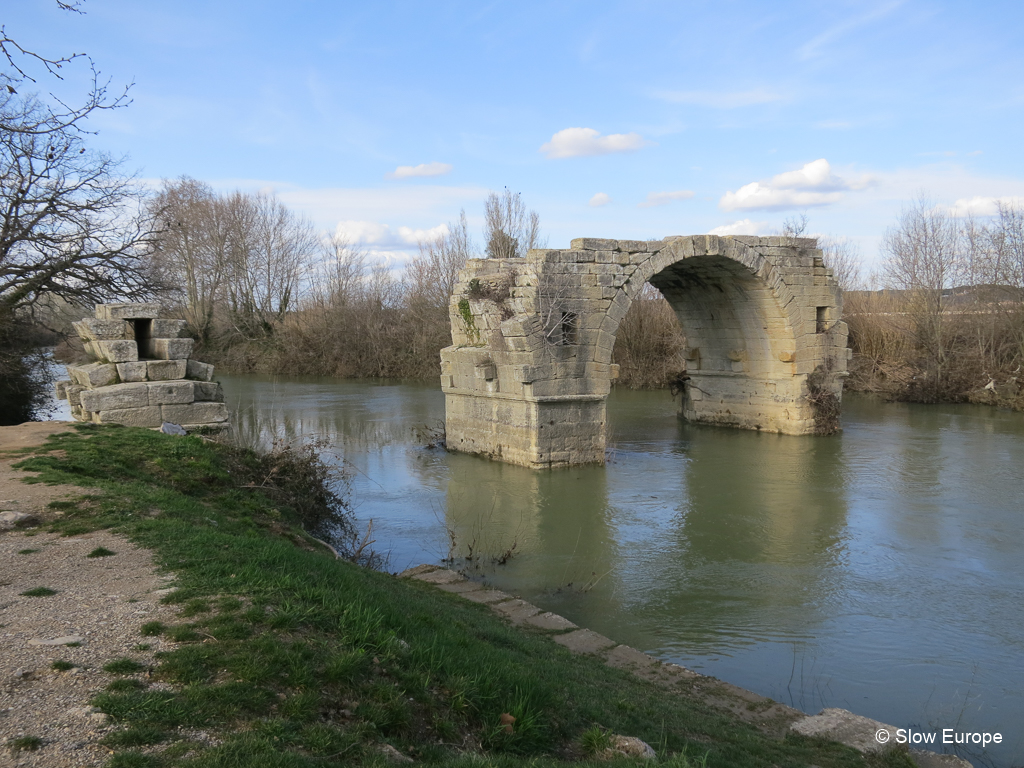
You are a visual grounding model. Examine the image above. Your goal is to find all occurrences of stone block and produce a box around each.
[68,362,119,389]
[161,402,229,424]
[193,381,224,402]
[54,380,70,400]
[65,385,85,408]
[116,361,148,382]
[147,360,187,381]
[150,319,188,338]
[570,237,618,251]
[88,339,138,363]
[80,382,150,412]
[95,302,161,321]
[147,380,195,405]
[73,318,126,341]
[186,359,214,381]
[92,405,163,428]
[143,337,194,360]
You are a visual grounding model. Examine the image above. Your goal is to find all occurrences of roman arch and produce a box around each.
[440,235,848,469]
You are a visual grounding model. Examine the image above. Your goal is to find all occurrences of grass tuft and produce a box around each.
[8,735,43,752]
[20,586,57,597]
[140,621,165,636]
[51,660,75,671]
[103,658,147,675]
[87,546,117,558]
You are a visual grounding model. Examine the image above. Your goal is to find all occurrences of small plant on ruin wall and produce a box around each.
[457,299,481,344]
[806,327,842,434]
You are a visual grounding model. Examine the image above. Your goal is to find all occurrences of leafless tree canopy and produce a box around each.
[148,178,317,341]
[0,93,150,318]
[0,1,132,137]
[484,189,544,259]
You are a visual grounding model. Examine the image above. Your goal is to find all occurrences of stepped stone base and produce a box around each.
[55,303,229,435]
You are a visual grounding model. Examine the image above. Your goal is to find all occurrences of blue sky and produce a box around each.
[8,0,1024,273]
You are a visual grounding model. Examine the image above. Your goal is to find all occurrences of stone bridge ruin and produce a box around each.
[441,235,848,468]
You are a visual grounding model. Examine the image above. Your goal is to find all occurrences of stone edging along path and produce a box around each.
[398,564,969,768]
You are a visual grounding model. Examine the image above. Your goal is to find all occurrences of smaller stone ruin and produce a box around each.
[54,302,229,433]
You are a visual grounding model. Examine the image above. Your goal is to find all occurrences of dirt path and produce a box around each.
[0,422,180,766]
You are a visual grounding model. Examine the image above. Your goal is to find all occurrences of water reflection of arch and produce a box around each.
[640,423,849,653]
[441,458,620,599]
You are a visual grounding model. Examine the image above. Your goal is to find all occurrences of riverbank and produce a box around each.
[0,422,927,768]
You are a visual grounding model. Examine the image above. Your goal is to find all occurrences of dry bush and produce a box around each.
[612,284,687,389]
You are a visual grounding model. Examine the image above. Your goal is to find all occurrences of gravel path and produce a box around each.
[0,423,181,767]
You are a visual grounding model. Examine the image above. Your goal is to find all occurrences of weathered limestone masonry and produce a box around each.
[53,303,229,432]
[441,235,849,468]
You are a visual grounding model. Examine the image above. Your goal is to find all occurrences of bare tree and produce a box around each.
[410,209,476,310]
[781,213,809,237]
[1,0,145,424]
[222,191,317,338]
[484,189,544,258]
[148,177,230,343]
[880,198,971,398]
[818,235,863,292]
[1,1,132,137]
[1,94,150,318]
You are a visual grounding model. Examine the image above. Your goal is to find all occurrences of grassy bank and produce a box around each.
[12,425,913,768]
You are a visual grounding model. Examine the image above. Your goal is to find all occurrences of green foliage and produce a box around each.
[8,736,43,752]
[52,660,75,671]
[20,586,57,597]
[17,548,39,554]
[87,546,117,558]
[457,297,480,343]
[579,725,613,756]
[103,658,147,675]
[140,621,166,636]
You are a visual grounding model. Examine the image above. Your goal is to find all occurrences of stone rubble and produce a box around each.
[53,303,229,433]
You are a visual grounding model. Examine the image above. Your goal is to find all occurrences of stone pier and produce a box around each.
[55,303,229,433]
[441,235,848,468]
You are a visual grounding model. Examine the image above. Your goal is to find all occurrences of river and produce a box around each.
[50,373,1024,766]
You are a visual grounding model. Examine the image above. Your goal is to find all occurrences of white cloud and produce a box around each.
[719,159,871,211]
[540,127,648,159]
[708,219,772,236]
[652,89,784,109]
[386,162,453,179]
[334,220,449,248]
[589,192,611,207]
[944,196,1024,217]
[397,223,449,244]
[334,220,393,245]
[638,190,695,208]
